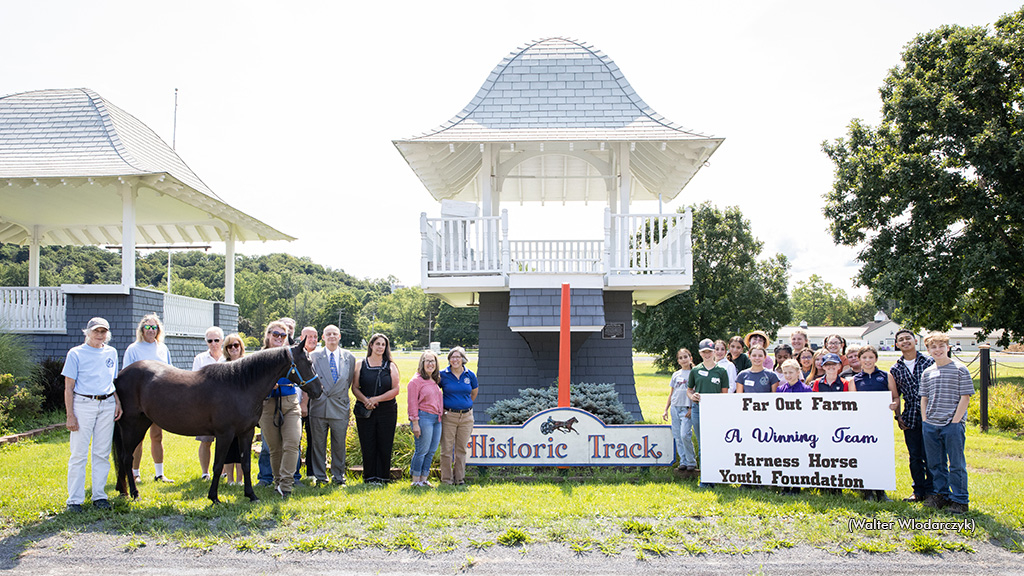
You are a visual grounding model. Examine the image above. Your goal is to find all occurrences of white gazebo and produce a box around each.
[0,88,293,303]
[394,38,723,421]
[0,88,292,365]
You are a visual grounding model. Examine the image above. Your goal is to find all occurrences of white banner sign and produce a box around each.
[466,407,675,466]
[697,392,896,490]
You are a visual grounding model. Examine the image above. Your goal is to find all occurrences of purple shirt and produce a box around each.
[776,380,813,393]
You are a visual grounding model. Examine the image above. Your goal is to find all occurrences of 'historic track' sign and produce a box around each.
[466,407,675,466]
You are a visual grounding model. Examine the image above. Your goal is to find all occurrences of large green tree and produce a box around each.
[823,8,1024,345]
[633,202,791,371]
[790,274,876,326]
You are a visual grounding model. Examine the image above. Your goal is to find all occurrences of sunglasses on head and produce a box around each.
[142,324,159,330]
[270,331,288,339]
[207,338,221,343]
[226,342,241,349]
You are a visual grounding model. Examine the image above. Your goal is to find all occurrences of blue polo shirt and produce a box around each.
[439,367,478,410]
[855,368,890,392]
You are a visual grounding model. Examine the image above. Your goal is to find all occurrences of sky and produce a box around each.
[2,0,1020,296]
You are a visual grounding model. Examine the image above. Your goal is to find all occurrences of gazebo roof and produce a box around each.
[394,37,723,203]
[0,88,293,246]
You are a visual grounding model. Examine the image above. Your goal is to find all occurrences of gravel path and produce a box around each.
[3,530,1022,575]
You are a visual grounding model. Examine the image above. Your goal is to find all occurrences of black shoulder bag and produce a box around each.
[354,359,388,419]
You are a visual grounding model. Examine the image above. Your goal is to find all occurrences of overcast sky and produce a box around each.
[2,0,1019,296]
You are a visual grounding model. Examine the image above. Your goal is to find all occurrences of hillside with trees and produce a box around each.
[0,244,478,349]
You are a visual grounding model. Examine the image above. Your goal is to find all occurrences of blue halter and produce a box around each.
[285,346,319,387]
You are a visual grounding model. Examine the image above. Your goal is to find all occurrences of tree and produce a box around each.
[823,8,1024,345]
[312,289,362,347]
[434,302,479,348]
[633,202,791,371]
[376,287,430,348]
[790,274,875,326]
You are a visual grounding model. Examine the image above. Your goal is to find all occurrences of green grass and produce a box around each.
[0,354,1021,558]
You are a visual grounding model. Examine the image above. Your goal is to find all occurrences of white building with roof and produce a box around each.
[394,38,722,420]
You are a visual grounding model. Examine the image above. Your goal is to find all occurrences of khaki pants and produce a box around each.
[439,409,474,484]
[259,394,301,492]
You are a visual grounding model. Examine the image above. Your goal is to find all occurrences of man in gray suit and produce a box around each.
[308,324,355,485]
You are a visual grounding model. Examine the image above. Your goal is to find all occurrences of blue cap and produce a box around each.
[698,338,715,351]
[822,353,843,365]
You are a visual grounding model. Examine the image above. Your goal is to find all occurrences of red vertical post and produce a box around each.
[559,283,571,407]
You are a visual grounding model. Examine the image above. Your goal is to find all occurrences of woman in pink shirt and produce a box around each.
[407,351,443,487]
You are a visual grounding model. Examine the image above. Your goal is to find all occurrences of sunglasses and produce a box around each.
[142,324,159,330]
[270,331,288,339]
[207,338,221,343]
[226,343,241,349]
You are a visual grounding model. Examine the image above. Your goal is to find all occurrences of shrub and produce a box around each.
[0,331,36,381]
[0,373,44,432]
[34,358,66,413]
[967,382,1024,432]
[487,382,631,425]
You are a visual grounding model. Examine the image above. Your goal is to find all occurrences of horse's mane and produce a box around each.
[199,347,289,388]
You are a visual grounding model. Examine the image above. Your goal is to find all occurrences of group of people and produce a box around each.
[61,312,483,510]
[664,328,974,513]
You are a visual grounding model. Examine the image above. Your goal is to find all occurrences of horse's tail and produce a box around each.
[111,419,127,494]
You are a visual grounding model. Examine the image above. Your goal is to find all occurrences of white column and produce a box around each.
[619,142,631,216]
[28,226,40,287]
[224,226,236,304]
[480,143,493,216]
[120,182,137,288]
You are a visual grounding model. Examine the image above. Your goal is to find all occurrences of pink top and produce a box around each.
[406,373,443,421]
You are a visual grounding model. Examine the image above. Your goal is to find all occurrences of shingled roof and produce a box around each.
[394,37,723,203]
[0,88,293,245]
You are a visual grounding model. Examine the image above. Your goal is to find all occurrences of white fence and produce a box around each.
[607,210,692,275]
[509,240,603,273]
[0,287,66,332]
[420,208,691,281]
[421,213,506,275]
[163,293,215,337]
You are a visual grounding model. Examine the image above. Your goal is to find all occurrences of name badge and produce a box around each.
[698,370,708,377]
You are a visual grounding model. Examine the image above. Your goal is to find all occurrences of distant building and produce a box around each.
[774,311,1004,352]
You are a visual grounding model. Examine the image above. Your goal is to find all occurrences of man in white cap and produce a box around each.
[62,318,122,512]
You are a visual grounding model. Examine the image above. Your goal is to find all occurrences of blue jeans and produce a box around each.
[691,403,703,465]
[670,405,696,468]
[411,412,442,477]
[258,437,301,484]
[903,420,934,497]
[922,420,968,505]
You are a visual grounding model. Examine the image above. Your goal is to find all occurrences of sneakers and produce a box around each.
[66,503,83,513]
[276,485,290,499]
[133,473,142,483]
[923,494,949,509]
[154,475,174,483]
[201,473,211,481]
[92,499,111,510]
[903,493,927,502]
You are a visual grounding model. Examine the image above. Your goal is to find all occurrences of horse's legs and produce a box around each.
[238,427,258,502]
[118,417,151,499]
[207,433,233,504]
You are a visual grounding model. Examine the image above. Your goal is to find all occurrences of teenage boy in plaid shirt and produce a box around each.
[888,329,934,502]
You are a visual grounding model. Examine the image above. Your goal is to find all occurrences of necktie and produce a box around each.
[329,352,339,382]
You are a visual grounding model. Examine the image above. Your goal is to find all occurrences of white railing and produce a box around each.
[419,208,691,282]
[421,212,507,276]
[510,240,603,273]
[606,209,692,275]
[0,287,66,332]
[163,293,215,336]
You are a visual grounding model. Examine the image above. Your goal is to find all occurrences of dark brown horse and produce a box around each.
[112,338,323,503]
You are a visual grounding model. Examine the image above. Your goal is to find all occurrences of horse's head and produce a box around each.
[286,337,323,399]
